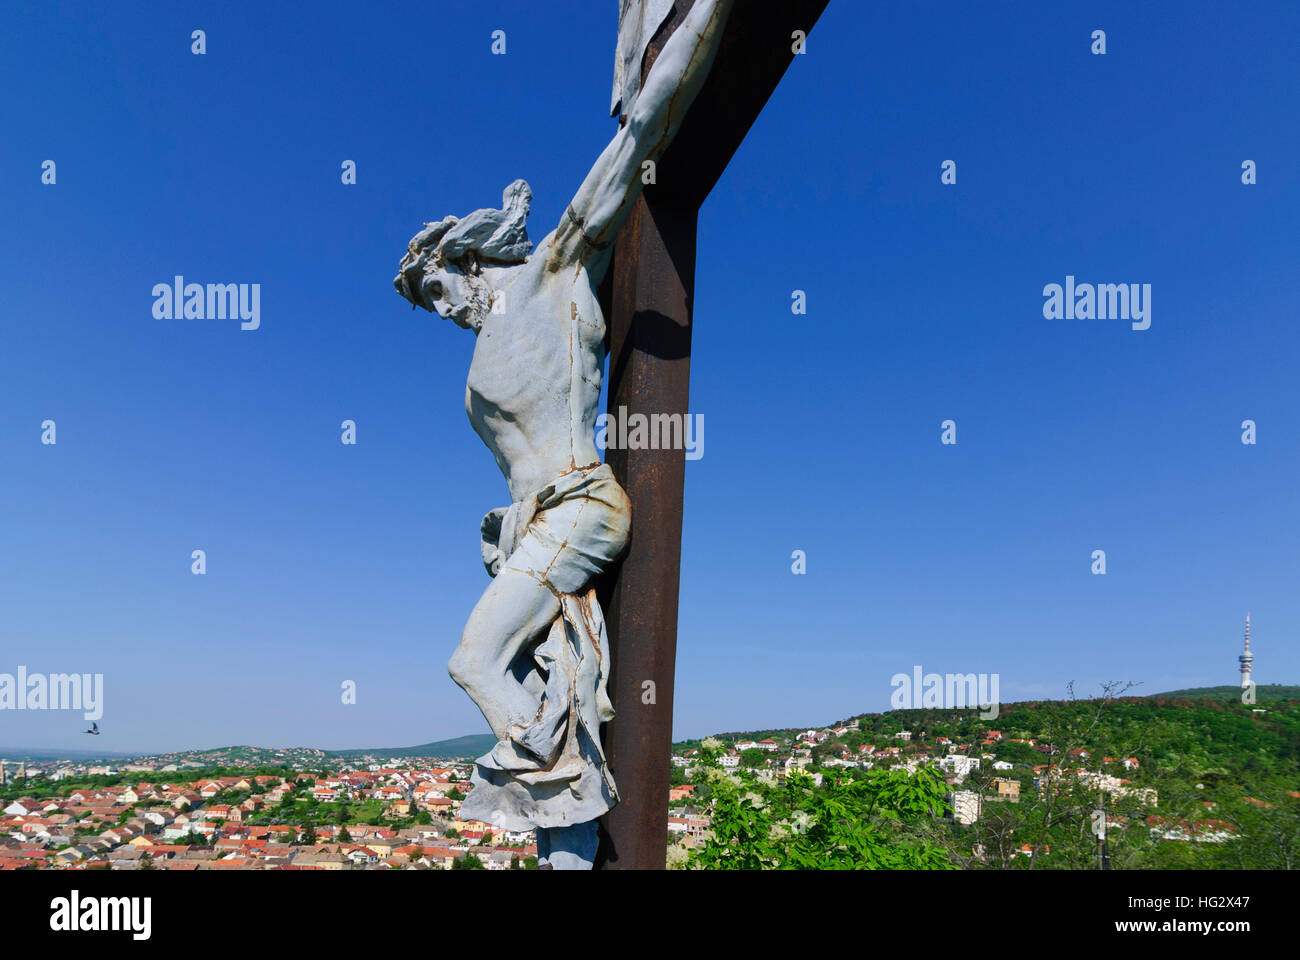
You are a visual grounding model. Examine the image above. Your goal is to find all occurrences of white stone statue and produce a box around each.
[394,0,734,869]
[610,0,675,119]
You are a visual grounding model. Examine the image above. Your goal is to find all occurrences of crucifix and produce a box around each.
[393,0,827,869]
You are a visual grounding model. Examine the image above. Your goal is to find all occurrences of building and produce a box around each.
[949,790,981,825]
[991,777,1020,801]
[1238,612,1255,688]
[938,754,980,781]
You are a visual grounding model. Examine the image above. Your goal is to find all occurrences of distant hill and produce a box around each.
[1149,684,1300,702]
[0,747,134,762]
[1,734,497,765]
[325,733,496,759]
[673,685,1300,751]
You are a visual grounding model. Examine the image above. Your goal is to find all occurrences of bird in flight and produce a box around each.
[85,722,100,735]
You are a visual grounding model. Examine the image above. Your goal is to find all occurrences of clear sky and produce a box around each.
[1,1,1296,754]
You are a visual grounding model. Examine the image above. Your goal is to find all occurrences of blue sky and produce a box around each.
[1,1,1296,754]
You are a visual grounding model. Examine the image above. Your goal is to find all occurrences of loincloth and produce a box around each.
[460,462,631,832]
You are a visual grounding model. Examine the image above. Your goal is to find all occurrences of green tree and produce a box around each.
[687,741,955,870]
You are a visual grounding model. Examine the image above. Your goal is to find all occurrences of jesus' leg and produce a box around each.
[537,821,599,870]
[448,566,561,741]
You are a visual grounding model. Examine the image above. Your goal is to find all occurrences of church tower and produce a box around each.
[1238,612,1255,689]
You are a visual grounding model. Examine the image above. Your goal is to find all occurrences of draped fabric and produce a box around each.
[610,0,676,117]
[460,463,630,832]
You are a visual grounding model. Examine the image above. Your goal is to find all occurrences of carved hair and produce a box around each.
[410,179,534,267]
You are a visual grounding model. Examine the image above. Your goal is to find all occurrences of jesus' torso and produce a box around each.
[465,234,610,503]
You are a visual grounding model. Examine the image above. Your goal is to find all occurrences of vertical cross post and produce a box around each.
[597,182,698,871]
[597,0,830,870]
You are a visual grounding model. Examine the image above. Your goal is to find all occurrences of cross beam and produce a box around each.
[596,0,830,870]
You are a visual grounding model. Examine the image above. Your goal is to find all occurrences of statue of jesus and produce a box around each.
[394,0,734,869]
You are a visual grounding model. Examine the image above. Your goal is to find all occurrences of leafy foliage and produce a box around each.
[687,741,956,870]
[675,686,1300,870]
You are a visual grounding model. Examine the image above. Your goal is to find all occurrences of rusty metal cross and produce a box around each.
[596,0,830,869]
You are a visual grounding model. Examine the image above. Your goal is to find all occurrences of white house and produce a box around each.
[949,790,981,825]
[939,755,980,781]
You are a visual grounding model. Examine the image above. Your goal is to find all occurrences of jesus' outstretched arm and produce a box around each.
[547,0,735,272]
